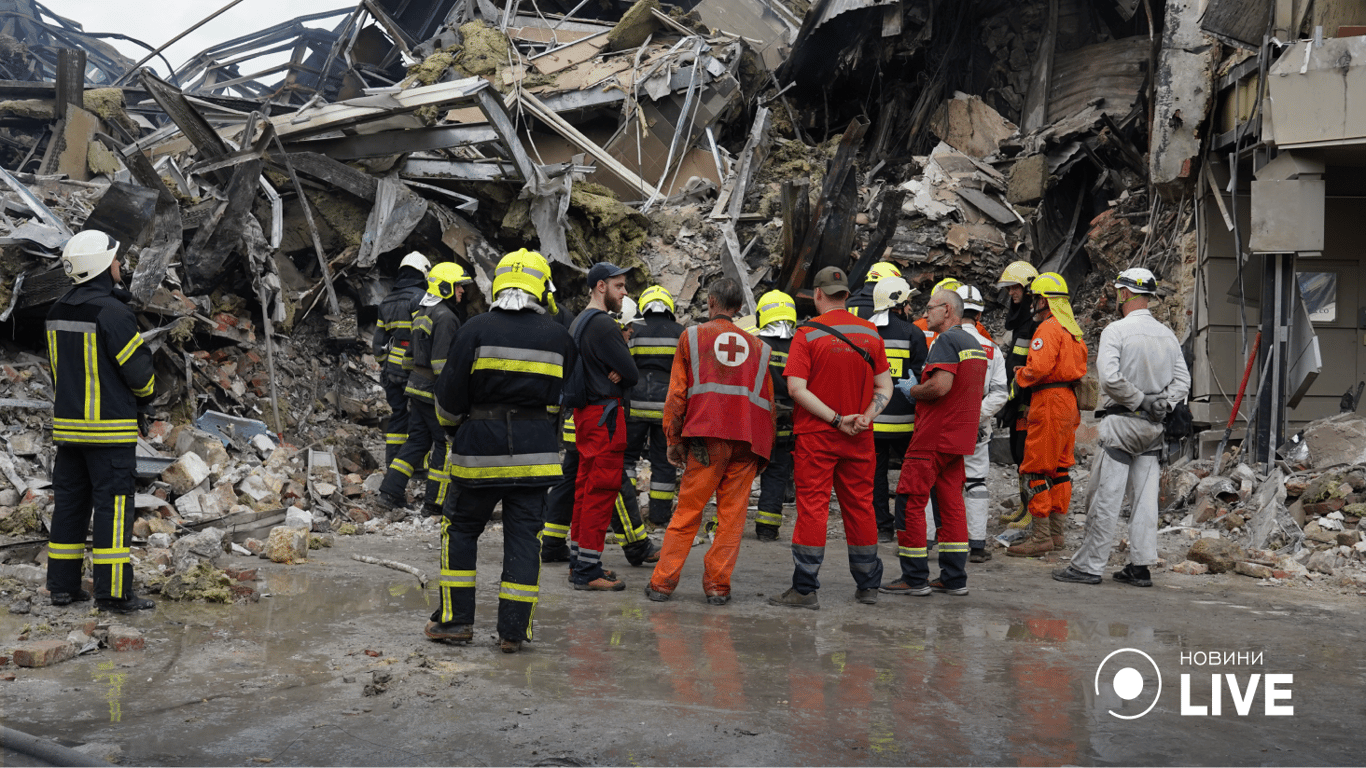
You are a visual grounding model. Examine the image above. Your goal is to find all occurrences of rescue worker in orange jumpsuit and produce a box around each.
[645,278,775,604]
[1006,272,1088,557]
[769,266,892,610]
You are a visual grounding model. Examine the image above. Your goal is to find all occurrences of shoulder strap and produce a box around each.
[570,308,604,345]
[799,321,874,370]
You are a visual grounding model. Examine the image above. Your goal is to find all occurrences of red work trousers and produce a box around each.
[571,401,626,582]
[896,450,969,548]
[1020,390,1078,519]
[648,438,760,597]
[790,430,883,593]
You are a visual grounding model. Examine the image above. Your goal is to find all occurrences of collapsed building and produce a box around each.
[0,0,1364,639]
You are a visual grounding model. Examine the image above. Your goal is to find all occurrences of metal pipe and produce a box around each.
[0,724,111,767]
[111,0,250,86]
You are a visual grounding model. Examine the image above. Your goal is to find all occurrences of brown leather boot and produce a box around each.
[1050,513,1066,550]
[1006,516,1054,557]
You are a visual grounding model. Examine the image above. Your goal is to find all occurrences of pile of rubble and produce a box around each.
[0,0,1235,649]
[1154,413,1366,592]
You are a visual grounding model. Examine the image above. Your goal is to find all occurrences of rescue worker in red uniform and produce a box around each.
[426,250,576,653]
[752,290,797,541]
[1007,272,1088,557]
[373,252,430,463]
[568,262,639,591]
[645,278,775,604]
[624,285,685,526]
[883,288,988,595]
[45,231,157,612]
[769,267,892,610]
[378,262,472,516]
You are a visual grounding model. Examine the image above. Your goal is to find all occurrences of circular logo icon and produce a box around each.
[714,332,750,367]
[1031,337,1044,351]
[1095,648,1162,720]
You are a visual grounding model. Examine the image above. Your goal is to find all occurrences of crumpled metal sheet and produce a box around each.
[358,177,428,268]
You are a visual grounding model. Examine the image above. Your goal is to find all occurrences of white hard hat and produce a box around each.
[955,284,985,313]
[873,276,916,314]
[1115,267,1158,295]
[61,230,119,284]
[616,296,643,327]
[400,251,431,276]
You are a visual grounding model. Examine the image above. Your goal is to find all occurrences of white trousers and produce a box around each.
[964,434,990,544]
[1070,446,1161,575]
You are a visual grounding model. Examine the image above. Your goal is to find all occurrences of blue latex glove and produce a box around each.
[895,371,919,404]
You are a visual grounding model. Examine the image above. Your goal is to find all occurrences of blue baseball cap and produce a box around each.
[586,262,630,288]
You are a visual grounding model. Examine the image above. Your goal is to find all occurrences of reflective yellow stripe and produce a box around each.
[449,463,561,480]
[542,522,569,539]
[47,330,57,381]
[440,569,476,589]
[1012,344,1030,357]
[500,581,539,603]
[630,346,677,356]
[939,542,970,552]
[132,375,154,398]
[899,546,927,558]
[629,408,663,420]
[115,333,144,365]
[648,490,674,500]
[47,542,86,560]
[385,433,408,445]
[471,358,563,378]
[872,422,916,433]
[959,349,987,362]
[54,418,138,430]
[84,331,98,422]
[390,459,414,476]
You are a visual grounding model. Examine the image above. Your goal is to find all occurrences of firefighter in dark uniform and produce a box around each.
[752,290,797,541]
[426,249,576,653]
[869,276,928,542]
[45,230,156,612]
[995,260,1040,526]
[624,285,684,527]
[373,252,430,464]
[378,262,472,515]
[846,261,902,319]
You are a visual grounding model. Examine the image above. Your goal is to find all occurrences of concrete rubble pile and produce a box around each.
[1151,412,1366,592]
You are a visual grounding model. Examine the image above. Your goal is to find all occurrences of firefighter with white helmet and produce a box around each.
[46,230,157,612]
[373,252,431,463]
[953,284,1009,562]
[378,261,474,516]
[995,260,1041,509]
[1055,267,1189,587]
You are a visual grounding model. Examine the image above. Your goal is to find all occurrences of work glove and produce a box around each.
[1140,394,1171,423]
[895,371,919,403]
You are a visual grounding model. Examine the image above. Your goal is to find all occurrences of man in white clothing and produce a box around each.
[1053,268,1190,587]
[955,285,1009,562]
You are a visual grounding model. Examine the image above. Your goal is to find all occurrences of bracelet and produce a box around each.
[829,413,842,428]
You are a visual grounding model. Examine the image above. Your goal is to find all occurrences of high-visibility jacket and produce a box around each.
[874,313,928,437]
[46,273,155,445]
[627,313,684,422]
[760,334,794,439]
[405,297,462,404]
[664,317,776,460]
[439,307,577,487]
[372,271,427,378]
[1016,316,1089,473]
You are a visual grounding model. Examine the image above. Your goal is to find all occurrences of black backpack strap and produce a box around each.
[799,321,875,370]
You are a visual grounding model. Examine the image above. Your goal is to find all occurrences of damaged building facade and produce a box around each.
[0,0,1364,626]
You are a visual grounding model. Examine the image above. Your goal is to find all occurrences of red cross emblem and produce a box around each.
[714,332,749,367]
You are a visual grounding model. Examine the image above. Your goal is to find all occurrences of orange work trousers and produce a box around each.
[648,438,761,597]
[1020,389,1079,519]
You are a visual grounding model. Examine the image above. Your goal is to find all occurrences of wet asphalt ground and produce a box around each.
[2,513,1363,767]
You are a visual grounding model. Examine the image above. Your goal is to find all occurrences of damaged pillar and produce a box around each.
[1150,0,1218,199]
